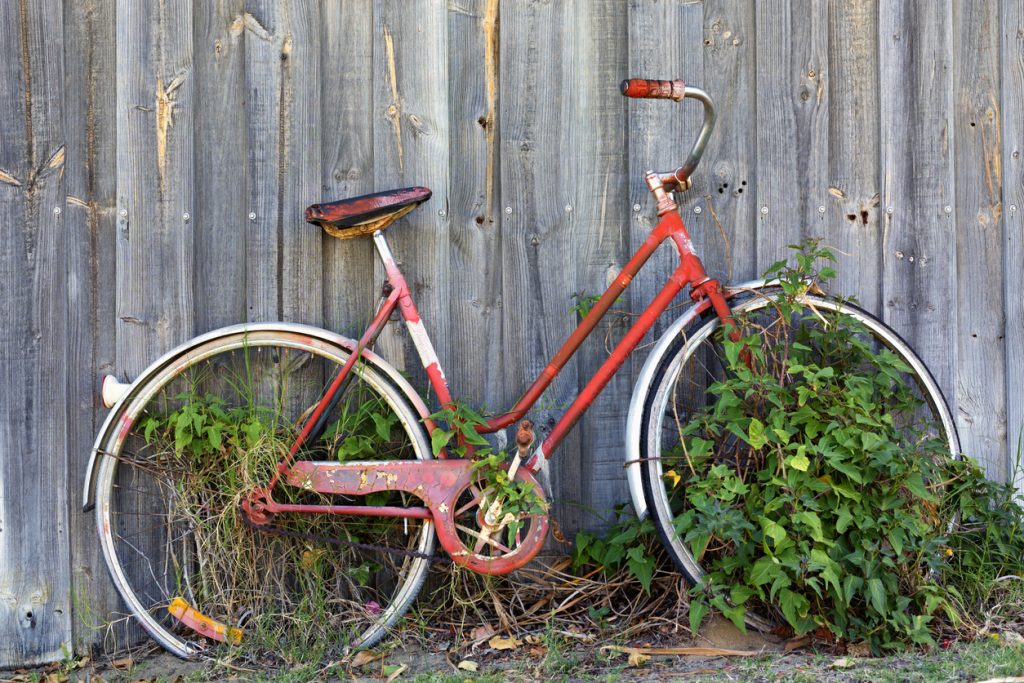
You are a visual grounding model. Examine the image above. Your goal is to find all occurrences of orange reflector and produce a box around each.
[167,597,243,645]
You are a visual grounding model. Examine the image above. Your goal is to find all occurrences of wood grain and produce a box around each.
[953,0,1007,477]
[62,0,119,653]
[879,0,956,404]
[0,0,72,666]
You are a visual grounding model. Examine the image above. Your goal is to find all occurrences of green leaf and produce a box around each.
[904,472,936,502]
[207,424,222,449]
[749,556,780,586]
[787,450,810,472]
[626,546,655,594]
[835,506,854,534]
[730,584,756,605]
[866,577,887,614]
[792,511,824,542]
[689,598,709,635]
[748,418,768,449]
[430,429,453,456]
[779,588,810,630]
[721,603,747,633]
[759,517,787,548]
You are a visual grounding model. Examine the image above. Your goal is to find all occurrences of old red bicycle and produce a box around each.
[84,79,959,657]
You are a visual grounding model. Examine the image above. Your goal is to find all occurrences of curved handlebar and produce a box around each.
[621,79,717,190]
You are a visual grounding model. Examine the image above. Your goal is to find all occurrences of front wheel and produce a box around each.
[94,328,434,658]
[639,292,959,629]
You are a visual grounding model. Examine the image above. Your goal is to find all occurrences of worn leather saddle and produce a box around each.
[304,187,432,240]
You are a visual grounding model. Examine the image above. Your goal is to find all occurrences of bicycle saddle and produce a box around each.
[305,187,432,240]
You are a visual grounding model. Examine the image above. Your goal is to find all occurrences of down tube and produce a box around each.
[534,270,687,464]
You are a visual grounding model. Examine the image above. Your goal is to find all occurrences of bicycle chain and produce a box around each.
[238,505,451,565]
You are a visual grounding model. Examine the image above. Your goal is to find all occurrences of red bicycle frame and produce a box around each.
[270,198,736,481]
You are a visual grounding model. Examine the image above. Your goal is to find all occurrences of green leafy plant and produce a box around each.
[666,240,958,652]
[572,505,660,594]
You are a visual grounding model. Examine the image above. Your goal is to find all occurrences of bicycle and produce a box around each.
[83,78,960,658]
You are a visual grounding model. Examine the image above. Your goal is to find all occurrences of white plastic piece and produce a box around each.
[100,375,131,409]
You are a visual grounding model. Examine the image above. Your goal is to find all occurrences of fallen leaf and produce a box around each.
[627,651,651,667]
[457,660,478,672]
[847,641,872,657]
[111,658,134,669]
[350,650,385,669]
[488,634,523,651]
[783,635,810,652]
[470,623,495,641]
[527,646,548,657]
[45,673,68,683]
[524,634,543,645]
[383,663,407,683]
[831,657,855,669]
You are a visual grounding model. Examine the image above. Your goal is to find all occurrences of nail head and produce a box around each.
[119,209,128,218]
[182,212,191,222]
[693,206,702,215]
[504,206,513,215]
[565,205,573,213]
[249,212,257,221]
[944,205,952,214]
[886,206,894,214]
[632,203,641,212]
[437,209,446,217]
[53,206,61,215]
[818,205,825,214]
[760,206,769,215]
[1011,205,1018,213]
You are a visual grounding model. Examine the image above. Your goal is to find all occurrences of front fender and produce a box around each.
[82,322,431,512]
[624,279,778,519]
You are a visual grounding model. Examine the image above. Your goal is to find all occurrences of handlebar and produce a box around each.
[621,78,717,191]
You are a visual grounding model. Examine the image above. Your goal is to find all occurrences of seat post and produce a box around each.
[372,230,397,272]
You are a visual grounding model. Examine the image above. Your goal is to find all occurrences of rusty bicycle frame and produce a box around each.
[241,79,732,577]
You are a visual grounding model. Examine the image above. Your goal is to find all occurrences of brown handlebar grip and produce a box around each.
[620,78,686,101]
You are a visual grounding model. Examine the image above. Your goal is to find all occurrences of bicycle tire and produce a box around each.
[639,292,959,629]
[94,328,434,658]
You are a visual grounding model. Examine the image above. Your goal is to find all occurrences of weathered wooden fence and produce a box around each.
[0,0,1020,666]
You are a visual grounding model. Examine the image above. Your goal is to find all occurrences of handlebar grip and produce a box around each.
[620,78,686,101]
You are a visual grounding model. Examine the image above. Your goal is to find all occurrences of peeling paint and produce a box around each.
[383,25,404,173]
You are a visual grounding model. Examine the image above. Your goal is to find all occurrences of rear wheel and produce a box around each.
[94,328,434,658]
[639,292,959,629]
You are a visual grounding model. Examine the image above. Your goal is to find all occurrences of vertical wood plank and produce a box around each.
[243,1,322,325]
[0,0,72,665]
[63,0,119,652]
[280,1,322,325]
[879,1,956,414]
[628,0,703,333]
[702,0,757,282]
[243,0,283,322]
[499,0,579,529]
[446,0,504,410]
[194,0,249,331]
[566,0,630,531]
[115,0,195,372]
[1004,0,1024,487]
[114,0,194,649]
[754,0,830,274]
[953,0,1007,477]
[827,0,881,309]
[372,1,449,383]
[321,1,375,336]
